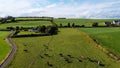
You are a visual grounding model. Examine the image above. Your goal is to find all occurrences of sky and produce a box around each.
[0,0,120,18]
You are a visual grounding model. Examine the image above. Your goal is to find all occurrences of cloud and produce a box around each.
[0,0,120,18]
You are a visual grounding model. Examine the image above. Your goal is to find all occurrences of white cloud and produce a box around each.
[0,0,120,18]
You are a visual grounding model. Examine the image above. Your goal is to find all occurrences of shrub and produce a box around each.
[92,23,98,27]
[6,27,14,30]
[67,23,71,27]
[81,25,85,27]
[40,25,46,33]
[59,23,63,27]
[72,23,75,27]
[46,26,58,35]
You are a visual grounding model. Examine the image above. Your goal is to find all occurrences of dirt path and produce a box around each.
[0,31,17,68]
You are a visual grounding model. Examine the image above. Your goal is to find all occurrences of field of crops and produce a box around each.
[0,31,10,63]
[6,28,120,68]
[80,27,120,57]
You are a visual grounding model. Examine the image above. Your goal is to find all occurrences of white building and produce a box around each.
[112,20,120,25]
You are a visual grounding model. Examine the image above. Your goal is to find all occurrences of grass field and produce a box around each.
[0,19,115,29]
[0,19,120,68]
[80,27,120,57]
[0,21,52,29]
[0,31,10,63]
[54,19,114,26]
[6,28,120,68]
[17,31,40,35]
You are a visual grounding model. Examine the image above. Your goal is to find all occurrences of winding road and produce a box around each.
[0,31,17,68]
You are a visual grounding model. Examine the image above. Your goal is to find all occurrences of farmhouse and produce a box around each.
[28,29,38,32]
[112,20,120,25]
[104,22,111,26]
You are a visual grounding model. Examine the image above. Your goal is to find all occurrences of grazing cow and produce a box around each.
[64,57,72,63]
[23,49,28,52]
[43,45,49,50]
[39,55,44,58]
[77,59,82,62]
[99,63,105,67]
[47,62,53,67]
[67,55,74,58]
[59,53,64,57]
[44,54,51,57]
[87,57,95,62]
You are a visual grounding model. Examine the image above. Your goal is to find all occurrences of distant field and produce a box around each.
[17,31,40,35]
[0,19,115,29]
[0,31,10,63]
[54,19,114,26]
[80,27,120,57]
[6,28,120,68]
[0,21,52,29]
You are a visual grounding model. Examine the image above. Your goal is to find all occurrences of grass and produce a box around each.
[0,21,52,29]
[0,31,10,63]
[80,27,120,57]
[54,18,115,26]
[6,28,120,68]
[17,31,40,35]
[0,19,116,29]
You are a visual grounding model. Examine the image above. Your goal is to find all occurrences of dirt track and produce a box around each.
[0,31,17,68]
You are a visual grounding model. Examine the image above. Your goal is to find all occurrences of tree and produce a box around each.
[72,23,75,27]
[92,22,98,27]
[60,23,62,27]
[16,26,20,30]
[40,25,46,33]
[46,26,58,35]
[67,23,71,27]
[1,18,6,23]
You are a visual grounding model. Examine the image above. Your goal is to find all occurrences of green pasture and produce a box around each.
[80,27,120,57]
[17,31,40,35]
[6,28,120,68]
[0,21,52,29]
[54,19,114,26]
[0,31,10,63]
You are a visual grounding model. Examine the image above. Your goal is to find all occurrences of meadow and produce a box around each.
[80,28,120,57]
[0,18,120,68]
[54,18,114,26]
[0,31,10,63]
[0,21,52,29]
[6,28,120,68]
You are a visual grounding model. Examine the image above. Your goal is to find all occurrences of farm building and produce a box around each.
[28,29,38,32]
[112,20,120,25]
[104,22,112,26]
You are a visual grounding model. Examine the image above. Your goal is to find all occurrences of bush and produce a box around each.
[46,26,58,35]
[59,23,63,27]
[13,30,20,36]
[72,23,75,27]
[92,23,98,27]
[67,23,71,27]
[39,25,46,33]
[81,25,85,27]
[6,27,14,30]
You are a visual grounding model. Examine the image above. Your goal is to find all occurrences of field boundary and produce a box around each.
[79,29,120,62]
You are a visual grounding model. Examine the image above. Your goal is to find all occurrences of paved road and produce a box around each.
[0,31,17,68]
